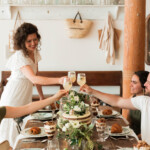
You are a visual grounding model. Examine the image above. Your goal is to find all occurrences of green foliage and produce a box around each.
[57,122,95,150]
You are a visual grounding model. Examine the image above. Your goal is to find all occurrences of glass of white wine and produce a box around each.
[77,73,86,86]
[68,71,76,83]
[63,77,72,91]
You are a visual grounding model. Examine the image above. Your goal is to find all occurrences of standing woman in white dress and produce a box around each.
[0,22,65,148]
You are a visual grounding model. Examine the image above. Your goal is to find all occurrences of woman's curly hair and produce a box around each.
[13,22,41,56]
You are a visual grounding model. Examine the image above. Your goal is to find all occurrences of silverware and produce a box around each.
[110,136,134,140]
[30,120,44,123]
[22,139,47,143]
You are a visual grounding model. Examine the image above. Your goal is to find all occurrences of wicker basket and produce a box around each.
[66,12,92,38]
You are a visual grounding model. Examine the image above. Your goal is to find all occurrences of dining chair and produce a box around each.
[0,140,10,150]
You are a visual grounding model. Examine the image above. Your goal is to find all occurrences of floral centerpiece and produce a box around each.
[62,90,90,116]
[57,90,102,150]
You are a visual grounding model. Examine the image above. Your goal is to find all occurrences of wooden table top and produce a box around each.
[15,106,138,150]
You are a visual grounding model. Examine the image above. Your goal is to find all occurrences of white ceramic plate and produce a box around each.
[31,112,56,120]
[106,126,130,136]
[21,149,42,150]
[21,127,47,138]
[117,148,133,150]
[98,110,119,118]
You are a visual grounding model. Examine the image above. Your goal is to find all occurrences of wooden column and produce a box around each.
[123,0,146,118]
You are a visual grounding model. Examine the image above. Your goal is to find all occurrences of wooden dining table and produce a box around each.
[14,106,138,150]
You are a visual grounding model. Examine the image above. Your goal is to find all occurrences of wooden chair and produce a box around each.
[0,140,10,150]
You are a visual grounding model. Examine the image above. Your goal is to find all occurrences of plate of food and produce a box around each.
[106,124,130,136]
[98,109,119,118]
[21,127,47,138]
[31,112,57,120]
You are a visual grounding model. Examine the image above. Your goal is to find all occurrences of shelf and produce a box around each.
[0,4,124,7]
[0,4,124,20]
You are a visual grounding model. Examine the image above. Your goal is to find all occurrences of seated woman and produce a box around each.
[128,71,149,137]
[0,89,67,150]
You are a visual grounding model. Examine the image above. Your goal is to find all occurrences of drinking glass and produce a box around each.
[77,73,86,86]
[63,77,72,91]
[47,138,60,150]
[68,71,76,83]
[96,124,109,142]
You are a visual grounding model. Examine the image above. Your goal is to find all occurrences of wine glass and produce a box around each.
[47,138,60,150]
[51,109,55,121]
[77,73,86,86]
[68,71,76,83]
[63,77,72,91]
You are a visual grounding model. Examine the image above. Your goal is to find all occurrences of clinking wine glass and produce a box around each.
[63,77,72,91]
[68,71,76,83]
[77,73,86,86]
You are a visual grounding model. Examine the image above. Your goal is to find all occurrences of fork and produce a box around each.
[110,136,134,140]
[22,139,47,143]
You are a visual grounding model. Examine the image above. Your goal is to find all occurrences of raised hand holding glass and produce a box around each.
[63,77,72,91]
[68,71,76,83]
[77,73,86,86]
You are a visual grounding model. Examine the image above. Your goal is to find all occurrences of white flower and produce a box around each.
[70,91,75,96]
[57,118,63,129]
[73,105,81,112]
[74,96,79,102]
[85,103,89,107]
[63,104,67,109]
[81,101,85,106]
[70,121,81,128]
[62,126,67,132]
[65,123,71,129]
[57,111,63,116]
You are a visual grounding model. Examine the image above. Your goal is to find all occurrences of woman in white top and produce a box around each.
[0,23,65,148]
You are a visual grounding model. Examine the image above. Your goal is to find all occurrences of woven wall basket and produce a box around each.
[66,12,92,38]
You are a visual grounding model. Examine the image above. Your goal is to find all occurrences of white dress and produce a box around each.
[0,50,41,148]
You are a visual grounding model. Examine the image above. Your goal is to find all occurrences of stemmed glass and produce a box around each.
[63,77,72,91]
[77,73,86,86]
[51,109,55,121]
[68,71,76,83]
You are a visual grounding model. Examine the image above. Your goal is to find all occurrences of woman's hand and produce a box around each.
[80,84,93,95]
[58,76,68,85]
[53,90,68,100]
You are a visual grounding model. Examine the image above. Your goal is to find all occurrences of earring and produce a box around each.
[143,89,145,95]
[38,41,41,51]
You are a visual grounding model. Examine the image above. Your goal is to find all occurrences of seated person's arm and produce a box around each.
[80,84,137,110]
[4,90,67,118]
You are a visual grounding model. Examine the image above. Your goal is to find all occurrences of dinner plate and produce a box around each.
[38,109,59,112]
[21,127,47,138]
[31,112,57,120]
[106,126,130,136]
[117,148,133,150]
[98,110,119,118]
[21,148,42,150]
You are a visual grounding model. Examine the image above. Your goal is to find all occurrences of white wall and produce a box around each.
[0,15,124,73]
